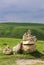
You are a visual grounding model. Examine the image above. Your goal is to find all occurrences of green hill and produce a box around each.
[0,23,44,40]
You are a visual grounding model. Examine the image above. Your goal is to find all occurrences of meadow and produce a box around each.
[0,38,44,65]
[0,23,44,65]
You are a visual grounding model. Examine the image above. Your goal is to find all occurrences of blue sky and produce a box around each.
[0,0,44,23]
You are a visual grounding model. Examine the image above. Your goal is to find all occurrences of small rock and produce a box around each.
[3,45,12,55]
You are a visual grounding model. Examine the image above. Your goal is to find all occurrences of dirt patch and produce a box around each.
[16,59,44,65]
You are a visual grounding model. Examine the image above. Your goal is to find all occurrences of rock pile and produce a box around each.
[13,30,37,54]
[22,30,37,53]
[13,43,21,54]
[3,45,12,55]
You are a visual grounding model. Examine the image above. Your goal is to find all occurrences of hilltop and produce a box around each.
[0,23,44,40]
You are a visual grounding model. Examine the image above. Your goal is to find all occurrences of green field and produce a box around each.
[0,23,44,40]
[0,38,44,59]
[0,23,44,65]
[0,38,44,65]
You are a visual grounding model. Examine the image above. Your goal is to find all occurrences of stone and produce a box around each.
[22,44,36,53]
[3,45,11,55]
[12,30,37,54]
[22,30,37,53]
[13,43,21,54]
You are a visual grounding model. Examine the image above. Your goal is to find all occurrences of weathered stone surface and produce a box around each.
[3,45,11,55]
[13,43,21,54]
[13,30,37,53]
[22,30,37,53]
[22,44,36,53]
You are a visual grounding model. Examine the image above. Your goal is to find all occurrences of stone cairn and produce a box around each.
[3,45,12,55]
[13,30,37,54]
[22,30,37,53]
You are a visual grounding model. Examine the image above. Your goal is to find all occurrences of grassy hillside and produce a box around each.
[0,38,44,59]
[0,23,44,40]
[0,22,44,65]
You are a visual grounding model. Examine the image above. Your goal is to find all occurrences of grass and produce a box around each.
[0,23,44,65]
[0,38,44,59]
[28,62,44,65]
[0,55,16,65]
[0,38,44,65]
[0,23,44,40]
[0,38,21,48]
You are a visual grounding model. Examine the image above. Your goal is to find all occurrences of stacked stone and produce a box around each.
[22,30,37,53]
[12,30,37,54]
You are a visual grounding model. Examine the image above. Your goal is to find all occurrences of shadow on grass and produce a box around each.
[17,49,44,59]
[30,50,44,59]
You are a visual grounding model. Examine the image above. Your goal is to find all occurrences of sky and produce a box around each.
[0,0,44,23]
